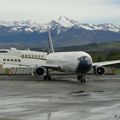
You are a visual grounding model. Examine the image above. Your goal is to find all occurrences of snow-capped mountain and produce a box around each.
[54,16,120,32]
[78,23,120,32]
[0,16,119,33]
[0,20,47,33]
[57,16,80,28]
[0,16,120,48]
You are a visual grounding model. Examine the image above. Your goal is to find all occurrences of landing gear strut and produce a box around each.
[44,75,51,80]
[43,69,51,80]
[77,75,86,83]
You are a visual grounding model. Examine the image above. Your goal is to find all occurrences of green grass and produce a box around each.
[115,68,120,74]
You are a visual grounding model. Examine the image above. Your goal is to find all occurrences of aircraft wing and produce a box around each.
[92,60,120,67]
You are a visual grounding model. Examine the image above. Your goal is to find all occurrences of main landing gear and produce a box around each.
[44,75,51,80]
[43,69,51,80]
[77,75,86,83]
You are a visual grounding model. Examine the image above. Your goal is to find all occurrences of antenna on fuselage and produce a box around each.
[47,26,54,53]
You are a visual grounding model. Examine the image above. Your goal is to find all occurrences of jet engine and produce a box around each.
[34,67,45,76]
[94,66,105,76]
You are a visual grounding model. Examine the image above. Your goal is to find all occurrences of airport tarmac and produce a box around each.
[0,75,120,120]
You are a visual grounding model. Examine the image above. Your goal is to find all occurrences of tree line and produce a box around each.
[89,51,120,62]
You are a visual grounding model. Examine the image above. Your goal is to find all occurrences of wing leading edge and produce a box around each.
[42,64,61,70]
[92,60,120,67]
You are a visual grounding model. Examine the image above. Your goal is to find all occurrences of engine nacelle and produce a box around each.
[94,66,105,76]
[34,67,45,76]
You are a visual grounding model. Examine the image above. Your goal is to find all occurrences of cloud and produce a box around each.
[0,0,119,24]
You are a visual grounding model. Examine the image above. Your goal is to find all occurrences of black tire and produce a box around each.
[82,76,86,83]
[77,76,81,81]
[44,75,51,81]
[43,75,47,80]
[77,75,86,83]
[48,76,51,80]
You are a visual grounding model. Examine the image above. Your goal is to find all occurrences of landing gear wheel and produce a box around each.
[44,75,51,81]
[77,75,86,83]
[43,69,51,81]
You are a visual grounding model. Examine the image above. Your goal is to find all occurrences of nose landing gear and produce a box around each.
[77,75,86,83]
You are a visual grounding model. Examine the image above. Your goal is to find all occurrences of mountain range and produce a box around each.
[0,16,120,49]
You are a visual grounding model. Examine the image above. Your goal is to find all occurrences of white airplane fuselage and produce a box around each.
[0,48,47,68]
[46,51,93,74]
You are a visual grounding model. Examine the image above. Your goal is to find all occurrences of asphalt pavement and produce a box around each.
[0,75,119,120]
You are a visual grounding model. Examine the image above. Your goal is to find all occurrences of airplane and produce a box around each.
[0,48,47,69]
[33,27,120,83]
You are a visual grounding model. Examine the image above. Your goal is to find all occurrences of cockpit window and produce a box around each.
[0,51,8,53]
[78,56,86,61]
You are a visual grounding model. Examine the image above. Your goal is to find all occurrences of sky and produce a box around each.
[0,0,120,24]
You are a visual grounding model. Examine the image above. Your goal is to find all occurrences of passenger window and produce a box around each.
[15,59,17,62]
[32,55,34,58]
[35,55,37,58]
[11,59,13,62]
[3,59,6,61]
[18,59,21,62]
[38,55,41,58]
[7,59,10,61]
[41,55,44,59]
[29,55,31,58]
[22,54,24,58]
[25,55,27,58]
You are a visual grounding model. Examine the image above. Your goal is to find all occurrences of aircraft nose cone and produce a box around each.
[76,56,92,74]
